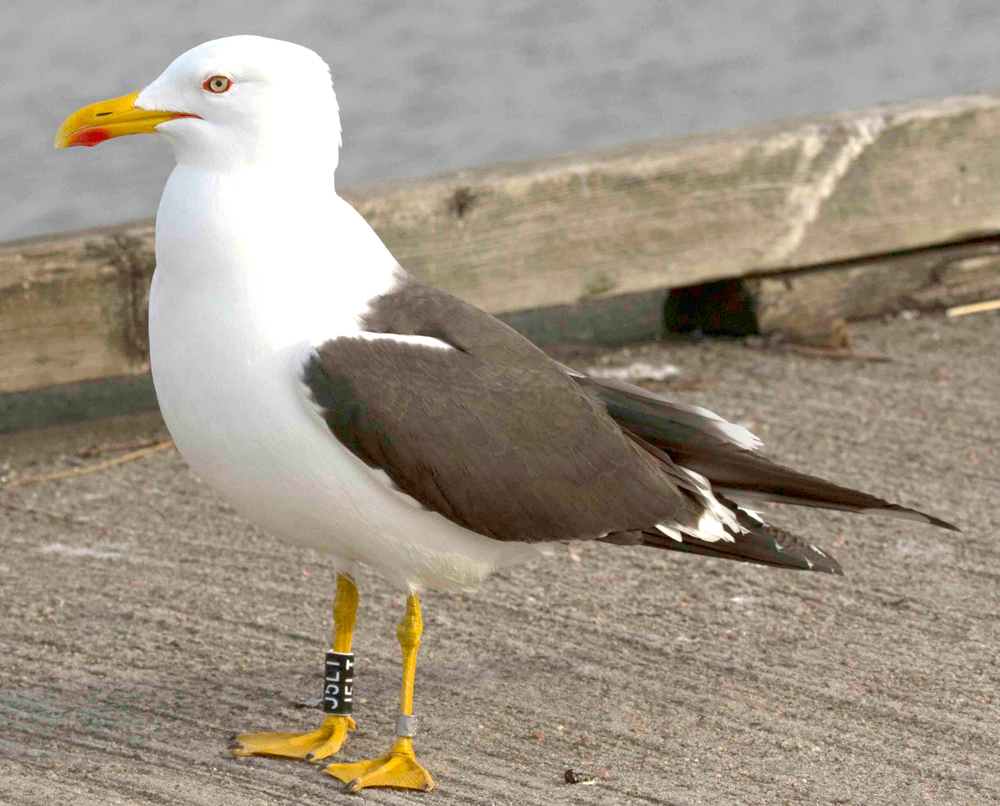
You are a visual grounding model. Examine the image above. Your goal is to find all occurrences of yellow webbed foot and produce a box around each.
[231,713,356,762]
[324,737,434,792]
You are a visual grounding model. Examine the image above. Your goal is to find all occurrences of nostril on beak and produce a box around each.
[95,111,113,117]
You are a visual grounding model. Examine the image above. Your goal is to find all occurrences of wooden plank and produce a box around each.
[345,93,1000,310]
[5,92,1000,393]
[0,226,155,394]
[748,238,1000,336]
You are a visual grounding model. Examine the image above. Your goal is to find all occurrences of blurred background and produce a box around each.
[3,0,999,242]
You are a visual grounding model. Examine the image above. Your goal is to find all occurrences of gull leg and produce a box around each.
[324,593,435,792]
[231,573,359,762]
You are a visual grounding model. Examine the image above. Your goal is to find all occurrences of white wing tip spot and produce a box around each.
[696,510,733,543]
[655,523,684,542]
[656,511,737,545]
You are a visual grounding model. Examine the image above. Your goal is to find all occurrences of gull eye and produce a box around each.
[203,75,232,94]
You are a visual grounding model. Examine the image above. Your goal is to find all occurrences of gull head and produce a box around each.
[55,36,342,171]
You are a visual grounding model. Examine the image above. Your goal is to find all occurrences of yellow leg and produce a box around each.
[231,573,359,762]
[324,593,435,792]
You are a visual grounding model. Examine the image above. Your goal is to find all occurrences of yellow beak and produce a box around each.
[55,90,200,148]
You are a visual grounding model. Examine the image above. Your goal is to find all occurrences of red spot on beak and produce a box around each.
[68,127,112,148]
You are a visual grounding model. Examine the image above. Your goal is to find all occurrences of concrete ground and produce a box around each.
[1,311,997,806]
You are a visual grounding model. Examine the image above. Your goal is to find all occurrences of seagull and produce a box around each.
[56,36,956,793]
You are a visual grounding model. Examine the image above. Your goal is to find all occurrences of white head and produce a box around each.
[56,36,342,174]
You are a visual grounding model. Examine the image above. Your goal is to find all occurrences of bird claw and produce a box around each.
[231,714,356,762]
[324,738,434,792]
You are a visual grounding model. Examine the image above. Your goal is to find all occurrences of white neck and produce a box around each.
[152,163,399,355]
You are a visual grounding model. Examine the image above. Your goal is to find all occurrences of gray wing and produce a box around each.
[304,275,953,576]
[303,331,705,545]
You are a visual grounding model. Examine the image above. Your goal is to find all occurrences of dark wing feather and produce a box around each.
[575,374,958,532]
[619,429,842,574]
[306,274,952,578]
[304,279,705,543]
[637,520,843,574]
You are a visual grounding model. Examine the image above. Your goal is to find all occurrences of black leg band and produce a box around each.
[322,651,355,715]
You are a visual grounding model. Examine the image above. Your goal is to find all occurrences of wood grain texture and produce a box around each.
[749,238,1000,335]
[345,93,1000,310]
[5,93,1000,393]
[0,225,154,393]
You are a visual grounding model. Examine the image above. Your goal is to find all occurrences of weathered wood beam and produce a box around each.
[1,226,155,394]
[349,93,1000,311]
[748,237,1000,335]
[4,92,1000,394]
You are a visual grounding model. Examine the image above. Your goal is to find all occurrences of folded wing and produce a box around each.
[303,274,955,579]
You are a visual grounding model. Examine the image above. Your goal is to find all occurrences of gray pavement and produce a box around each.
[1,310,997,805]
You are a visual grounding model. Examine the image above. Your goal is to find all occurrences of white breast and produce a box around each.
[149,166,542,591]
